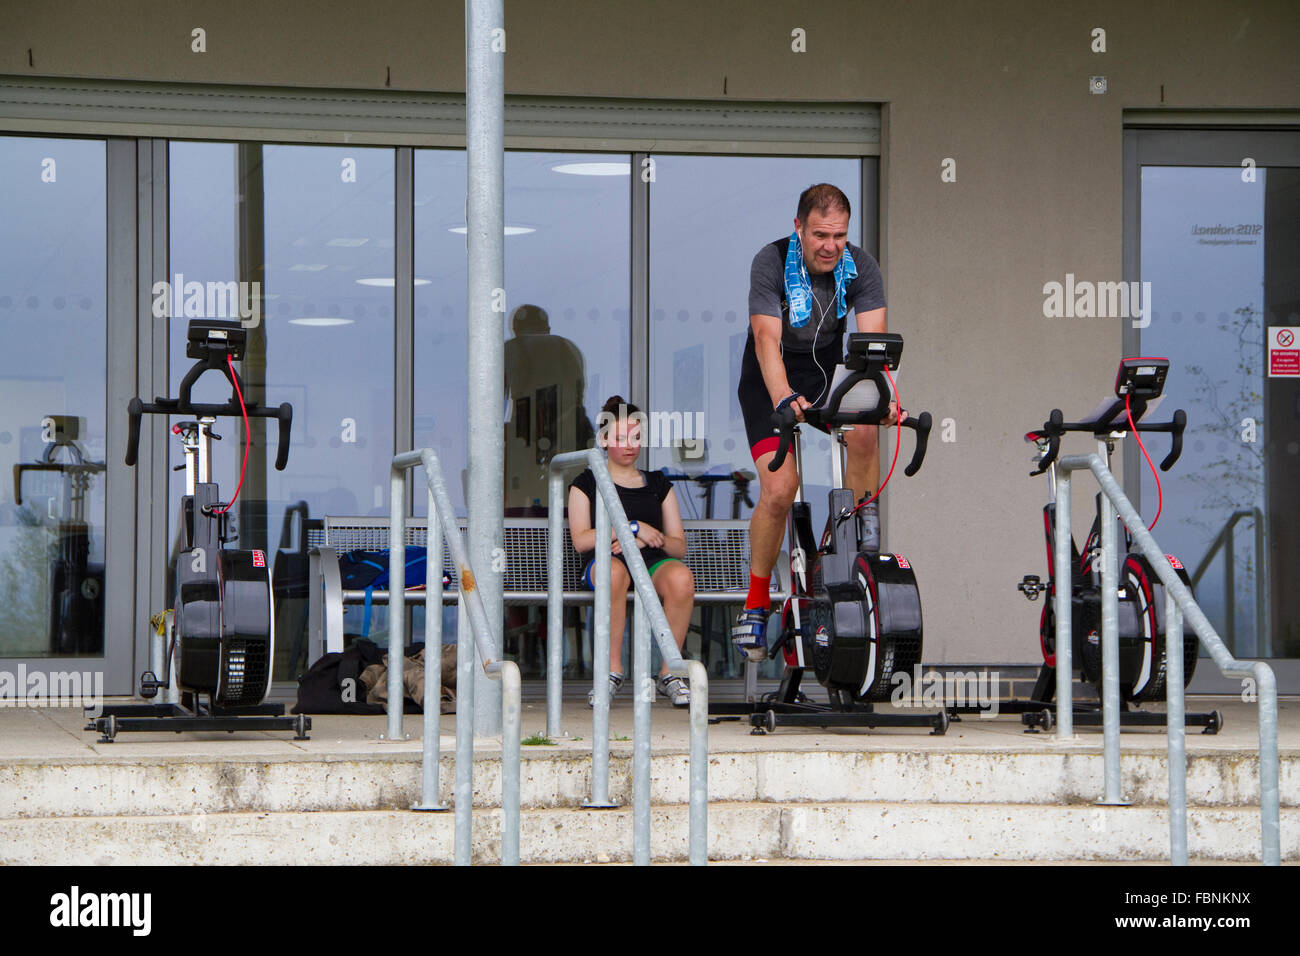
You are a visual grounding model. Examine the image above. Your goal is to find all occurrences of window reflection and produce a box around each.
[0,136,107,658]
[414,150,630,678]
[414,150,629,515]
[169,142,395,678]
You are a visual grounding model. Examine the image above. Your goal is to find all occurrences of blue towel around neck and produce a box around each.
[782,229,858,328]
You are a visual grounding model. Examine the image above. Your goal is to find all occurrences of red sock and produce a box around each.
[746,572,771,610]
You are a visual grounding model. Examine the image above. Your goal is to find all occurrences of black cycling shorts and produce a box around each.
[737,335,840,461]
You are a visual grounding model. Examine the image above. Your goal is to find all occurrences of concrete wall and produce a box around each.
[5,1,1298,663]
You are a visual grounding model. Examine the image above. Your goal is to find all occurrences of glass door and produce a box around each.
[1126,127,1300,689]
[0,134,132,700]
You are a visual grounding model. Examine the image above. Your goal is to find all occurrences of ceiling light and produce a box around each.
[290,317,355,327]
[447,226,536,236]
[355,277,433,287]
[551,162,630,176]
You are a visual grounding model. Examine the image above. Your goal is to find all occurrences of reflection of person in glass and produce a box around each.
[503,304,594,515]
[731,183,900,662]
[568,397,694,707]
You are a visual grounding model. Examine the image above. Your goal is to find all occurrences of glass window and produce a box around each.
[168,142,396,677]
[1140,164,1299,658]
[0,136,107,658]
[414,150,630,515]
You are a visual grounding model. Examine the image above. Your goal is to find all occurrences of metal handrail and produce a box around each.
[1189,508,1269,657]
[548,449,709,866]
[1055,453,1279,866]
[387,448,522,867]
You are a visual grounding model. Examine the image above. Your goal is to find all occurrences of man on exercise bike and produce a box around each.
[732,183,900,662]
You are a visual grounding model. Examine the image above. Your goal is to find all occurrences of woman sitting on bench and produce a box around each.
[568,396,695,708]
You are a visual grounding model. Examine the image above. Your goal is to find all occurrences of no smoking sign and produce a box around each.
[1269,326,1299,377]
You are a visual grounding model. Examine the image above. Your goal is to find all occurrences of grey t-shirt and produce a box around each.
[748,239,886,353]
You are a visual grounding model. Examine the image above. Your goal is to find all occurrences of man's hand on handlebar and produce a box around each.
[776,392,812,423]
[882,400,907,427]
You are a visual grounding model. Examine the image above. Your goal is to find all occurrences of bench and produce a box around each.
[305,515,788,672]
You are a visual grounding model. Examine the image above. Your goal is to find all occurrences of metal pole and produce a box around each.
[547,470,565,737]
[386,468,407,743]
[1166,589,1187,865]
[582,450,706,849]
[1053,469,1073,737]
[500,659,521,865]
[1078,454,1279,865]
[466,0,505,737]
[1254,663,1280,866]
[1225,530,1236,654]
[454,592,474,865]
[633,597,652,865]
[402,448,519,862]
[1255,510,1269,658]
[585,490,616,807]
[687,660,709,866]
[1098,481,1125,805]
[548,449,707,851]
[415,484,447,811]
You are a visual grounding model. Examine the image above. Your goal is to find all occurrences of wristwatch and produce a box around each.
[629,521,640,537]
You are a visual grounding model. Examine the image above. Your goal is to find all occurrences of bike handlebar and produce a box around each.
[13,461,105,506]
[766,403,933,477]
[901,412,932,477]
[1030,404,1186,475]
[126,396,293,471]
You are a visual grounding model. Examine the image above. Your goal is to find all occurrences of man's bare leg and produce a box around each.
[747,449,801,577]
[731,448,800,660]
[843,422,881,502]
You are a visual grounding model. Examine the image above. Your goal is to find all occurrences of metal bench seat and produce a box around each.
[306,515,787,664]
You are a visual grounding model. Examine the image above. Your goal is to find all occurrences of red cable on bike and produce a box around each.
[855,365,903,512]
[1125,392,1162,532]
[822,368,905,551]
[211,353,250,516]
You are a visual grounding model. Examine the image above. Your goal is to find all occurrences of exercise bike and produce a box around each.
[88,320,310,742]
[711,332,948,735]
[13,415,106,655]
[1006,357,1220,734]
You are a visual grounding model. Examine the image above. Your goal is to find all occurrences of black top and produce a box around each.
[569,468,672,535]
[569,468,678,569]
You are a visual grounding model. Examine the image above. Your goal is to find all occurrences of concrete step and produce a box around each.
[4,748,1296,819]
[2,802,1294,865]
